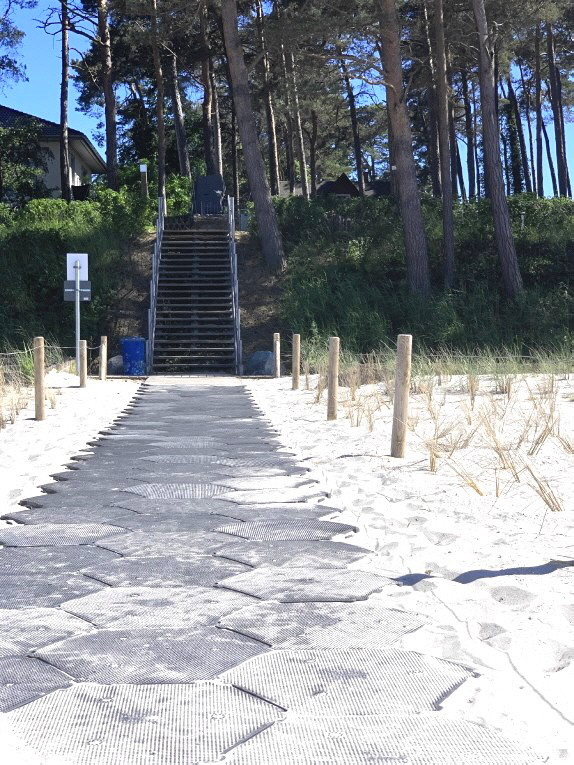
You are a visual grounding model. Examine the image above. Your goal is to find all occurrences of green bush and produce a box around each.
[278,195,573,352]
[0,190,154,349]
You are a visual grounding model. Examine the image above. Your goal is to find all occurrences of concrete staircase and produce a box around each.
[152,215,239,373]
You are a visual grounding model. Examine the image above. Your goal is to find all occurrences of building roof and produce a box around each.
[0,104,106,173]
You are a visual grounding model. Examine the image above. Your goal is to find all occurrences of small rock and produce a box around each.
[108,355,124,375]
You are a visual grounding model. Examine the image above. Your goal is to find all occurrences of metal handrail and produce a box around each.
[227,196,242,375]
[148,196,165,373]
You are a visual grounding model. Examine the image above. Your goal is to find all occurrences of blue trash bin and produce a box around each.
[120,337,146,375]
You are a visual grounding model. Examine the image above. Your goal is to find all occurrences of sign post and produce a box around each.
[74,260,81,373]
[140,163,148,198]
[65,254,90,375]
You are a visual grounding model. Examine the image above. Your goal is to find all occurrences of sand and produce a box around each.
[245,372,574,763]
[0,371,140,516]
[0,366,571,760]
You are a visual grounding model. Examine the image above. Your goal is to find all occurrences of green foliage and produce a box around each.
[165,174,192,215]
[279,195,573,353]
[0,190,153,349]
[0,119,52,204]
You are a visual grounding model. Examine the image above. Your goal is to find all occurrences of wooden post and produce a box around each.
[273,333,281,378]
[33,336,45,421]
[327,336,340,421]
[99,336,108,381]
[390,334,412,457]
[79,340,87,388]
[292,333,301,390]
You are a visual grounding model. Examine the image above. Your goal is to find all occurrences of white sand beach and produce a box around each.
[0,367,571,761]
[245,372,574,763]
[0,372,140,515]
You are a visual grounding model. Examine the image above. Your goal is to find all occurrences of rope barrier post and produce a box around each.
[33,337,45,421]
[292,333,301,390]
[391,334,412,458]
[273,333,281,378]
[99,336,107,381]
[79,340,87,388]
[327,336,340,421]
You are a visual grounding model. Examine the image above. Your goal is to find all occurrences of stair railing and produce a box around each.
[147,196,165,373]
[227,195,243,375]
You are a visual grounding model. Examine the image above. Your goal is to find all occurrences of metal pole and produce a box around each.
[74,259,81,374]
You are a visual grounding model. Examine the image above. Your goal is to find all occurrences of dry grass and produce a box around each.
[0,344,69,429]
[300,343,572,514]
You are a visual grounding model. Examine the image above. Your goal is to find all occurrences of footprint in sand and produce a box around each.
[478,622,506,641]
[490,586,536,608]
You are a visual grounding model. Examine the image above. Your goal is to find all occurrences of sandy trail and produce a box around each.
[0,371,140,515]
[245,373,574,762]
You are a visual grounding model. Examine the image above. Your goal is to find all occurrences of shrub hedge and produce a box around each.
[276,194,573,352]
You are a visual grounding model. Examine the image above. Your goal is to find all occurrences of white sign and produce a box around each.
[139,164,147,173]
[66,253,89,281]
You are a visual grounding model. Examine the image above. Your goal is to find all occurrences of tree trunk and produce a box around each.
[433,0,455,287]
[422,1,440,196]
[96,0,118,190]
[546,24,568,196]
[150,0,165,200]
[507,77,531,193]
[309,109,318,198]
[170,53,191,179]
[461,70,476,198]
[221,0,284,269]
[60,0,72,201]
[472,0,522,296]
[446,62,458,199]
[284,117,295,192]
[339,52,364,194]
[542,118,558,196]
[519,63,536,193]
[500,80,523,194]
[556,65,571,197]
[287,50,309,199]
[231,102,239,202]
[501,117,511,194]
[456,143,466,201]
[201,2,216,175]
[377,0,431,296]
[534,26,544,198]
[473,80,481,198]
[210,63,224,177]
[255,0,280,195]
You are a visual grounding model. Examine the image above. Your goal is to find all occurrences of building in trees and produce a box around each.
[0,105,105,198]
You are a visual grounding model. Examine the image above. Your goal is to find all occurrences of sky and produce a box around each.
[3,0,573,193]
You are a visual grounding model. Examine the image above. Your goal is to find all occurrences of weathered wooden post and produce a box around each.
[292,334,301,390]
[79,340,88,388]
[33,336,45,422]
[390,334,412,457]
[273,333,281,378]
[99,336,108,381]
[327,336,340,421]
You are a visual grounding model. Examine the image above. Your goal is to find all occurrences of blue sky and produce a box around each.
[3,0,573,193]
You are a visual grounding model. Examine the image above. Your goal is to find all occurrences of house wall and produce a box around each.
[40,142,92,196]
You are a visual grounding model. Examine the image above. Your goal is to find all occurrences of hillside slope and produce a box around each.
[237,231,286,358]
